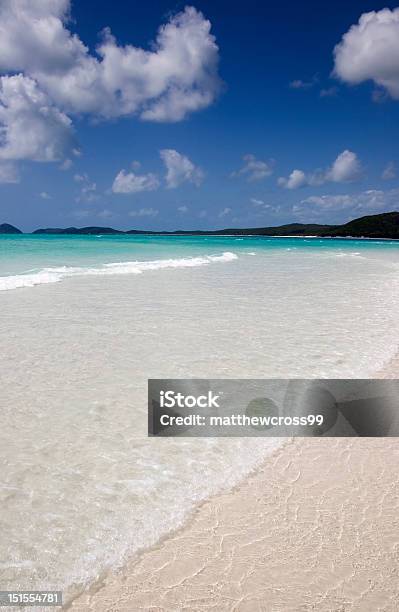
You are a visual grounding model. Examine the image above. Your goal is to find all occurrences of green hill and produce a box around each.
[321,212,399,239]
[4,211,399,238]
[0,223,22,234]
[33,226,123,235]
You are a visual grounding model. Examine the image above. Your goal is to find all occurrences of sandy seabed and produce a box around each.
[3,240,399,611]
[68,351,399,612]
[70,432,399,612]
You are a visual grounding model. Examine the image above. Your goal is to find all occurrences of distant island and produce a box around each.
[2,211,399,239]
[0,223,23,234]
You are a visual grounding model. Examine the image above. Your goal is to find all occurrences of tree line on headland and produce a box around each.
[1,212,399,239]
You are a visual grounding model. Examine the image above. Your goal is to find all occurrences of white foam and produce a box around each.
[0,252,238,291]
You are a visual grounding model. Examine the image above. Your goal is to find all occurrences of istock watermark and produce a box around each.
[160,390,221,409]
[148,379,399,437]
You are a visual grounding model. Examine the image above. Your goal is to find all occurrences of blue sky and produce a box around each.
[0,0,398,231]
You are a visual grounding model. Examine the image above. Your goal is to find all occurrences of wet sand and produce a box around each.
[70,434,399,611]
[69,357,399,611]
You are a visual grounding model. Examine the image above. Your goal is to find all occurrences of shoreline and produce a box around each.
[65,438,292,608]
[3,240,399,606]
[3,233,399,240]
[71,436,399,611]
[70,358,399,611]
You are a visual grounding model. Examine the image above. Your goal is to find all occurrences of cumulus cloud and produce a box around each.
[333,8,399,99]
[0,2,222,173]
[233,154,274,182]
[0,74,75,162]
[0,161,19,183]
[178,205,189,213]
[160,149,204,188]
[278,169,307,190]
[278,150,362,189]
[112,168,160,194]
[129,207,159,217]
[325,150,361,182]
[293,188,399,221]
[382,161,396,180]
[0,2,221,119]
[39,191,51,199]
[0,1,82,74]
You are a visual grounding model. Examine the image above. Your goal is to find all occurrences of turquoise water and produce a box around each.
[1,234,399,285]
[2,233,399,601]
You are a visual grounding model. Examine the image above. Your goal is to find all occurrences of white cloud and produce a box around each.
[233,154,273,182]
[382,161,396,180]
[278,169,307,190]
[294,188,399,221]
[333,8,399,99]
[0,2,221,120]
[177,205,188,213]
[0,74,75,162]
[278,150,362,189]
[0,161,19,183]
[39,191,51,199]
[218,207,231,218]
[112,169,160,194]
[325,150,361,182]
[160,149,204,188]
[0,1,82,74]
[129,207,158,217]
[250,198,279,215]
[0,3,221,175]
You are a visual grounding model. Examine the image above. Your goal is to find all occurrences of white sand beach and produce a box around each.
[70,349,399,612]
[70,435,399,611]
[68,351,399,611]
[2,244,399,610]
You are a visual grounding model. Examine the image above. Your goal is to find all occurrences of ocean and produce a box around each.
[1,234,399,602]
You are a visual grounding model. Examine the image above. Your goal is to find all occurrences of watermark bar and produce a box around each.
[0,592,62,607]
[148,379,399,437]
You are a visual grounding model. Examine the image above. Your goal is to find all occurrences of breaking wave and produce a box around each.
[0,252,238,291]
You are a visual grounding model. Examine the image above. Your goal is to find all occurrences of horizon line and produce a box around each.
[2,210,399,235]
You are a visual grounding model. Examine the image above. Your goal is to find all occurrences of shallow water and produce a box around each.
[1,235,399,601]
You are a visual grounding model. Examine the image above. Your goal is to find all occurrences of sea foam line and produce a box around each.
[0,252,238,291]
